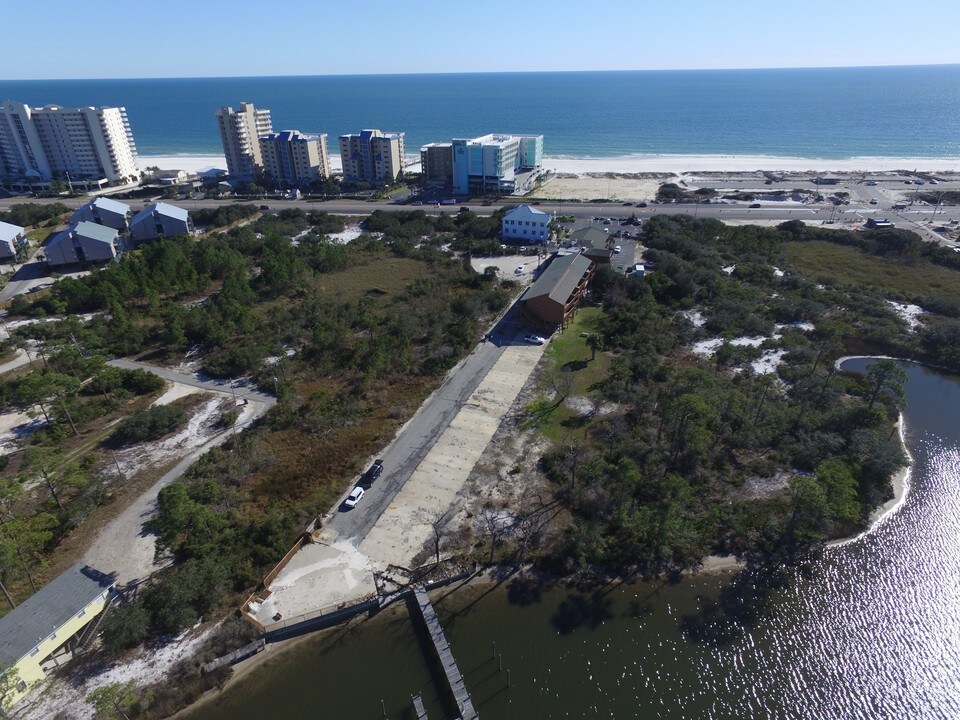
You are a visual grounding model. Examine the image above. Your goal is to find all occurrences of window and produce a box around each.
[30,647,41,656]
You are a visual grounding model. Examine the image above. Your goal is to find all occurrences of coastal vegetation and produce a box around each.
[2,200,958,716]
[1,209,514,675]
[517,215,959,577]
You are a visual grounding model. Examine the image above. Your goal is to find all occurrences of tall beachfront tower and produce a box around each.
[259,130,330,186]
[451,133,543,196]
[339,129,405,184]
[0,100,139,187]
[215,101,273,181]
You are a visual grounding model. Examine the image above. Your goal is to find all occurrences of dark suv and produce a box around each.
[363,459,384,484]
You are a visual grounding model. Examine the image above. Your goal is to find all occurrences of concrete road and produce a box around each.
[325,305,529,543]
[106,358,277,405]
[4,193,960,229]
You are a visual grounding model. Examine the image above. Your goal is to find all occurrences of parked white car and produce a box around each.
[524,334,546,345]
[344,486,365,508]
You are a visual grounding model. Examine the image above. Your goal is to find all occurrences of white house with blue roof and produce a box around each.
[68,197,132,232]
[129,201,193,245]
[501,204,550,242]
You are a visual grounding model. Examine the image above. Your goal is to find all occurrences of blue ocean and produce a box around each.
[1,66,958,159]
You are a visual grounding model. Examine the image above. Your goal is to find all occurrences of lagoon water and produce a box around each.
[2,66,960,159]
[188,360,960,720]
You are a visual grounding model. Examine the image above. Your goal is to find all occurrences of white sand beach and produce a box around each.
[140,152,960,178]
[543,154,960,175]
[138,154,344,174]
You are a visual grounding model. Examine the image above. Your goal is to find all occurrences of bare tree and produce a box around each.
[426,509,452,565]
[477,507,506,565]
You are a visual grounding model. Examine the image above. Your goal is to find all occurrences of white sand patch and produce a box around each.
[887,300,925,331]
[471,254,543,282]
[691,338,724,358]
[775,321,816,332]
[531,175,664,202]
[751,349,788,375]
[0,408,46,456]
[150,381,199,407]
[682,310,706,327]
[326,225,364,244]
[115,396,226,476]
[17,625,215,720]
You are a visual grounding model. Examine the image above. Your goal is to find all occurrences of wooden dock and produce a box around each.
[412,588,478,720]
[412,692,429,719]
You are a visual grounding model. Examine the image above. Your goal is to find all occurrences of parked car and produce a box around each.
[515,266,524,275]
[636,202,648,208]
[749,203,762,208]
[344,486,365,508]
[363,459,383,483]
[523,334,546,345]
[614,245,622,253]
[869,198,879,205]
[259,205,270,211]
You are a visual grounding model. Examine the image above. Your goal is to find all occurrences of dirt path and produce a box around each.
[82,396,269,585]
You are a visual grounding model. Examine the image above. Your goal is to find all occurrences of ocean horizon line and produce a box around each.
[5,62,960,83]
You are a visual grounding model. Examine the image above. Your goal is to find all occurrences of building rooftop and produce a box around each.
[525,253,593,306]
[0,564,115,667]
[0,220,24,243]
[504,204,549,219]
[568,226,612,250]
[91,197,131,216]
[73,221,119,244]
[131,201,189,227]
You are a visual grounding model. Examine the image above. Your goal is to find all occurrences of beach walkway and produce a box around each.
[412,588,478,720]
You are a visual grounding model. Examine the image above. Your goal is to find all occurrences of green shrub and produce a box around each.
[110,405,187,446]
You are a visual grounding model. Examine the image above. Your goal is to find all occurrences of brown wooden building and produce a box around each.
[520,252,595,327]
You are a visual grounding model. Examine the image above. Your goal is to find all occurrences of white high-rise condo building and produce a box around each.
[215,102,273,180]
[0,100,139,187]
[339,129,405,184]
[259,130,330,186]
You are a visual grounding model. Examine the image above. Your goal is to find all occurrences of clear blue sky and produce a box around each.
[5,0,960,80]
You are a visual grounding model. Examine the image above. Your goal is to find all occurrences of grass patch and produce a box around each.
[783,240,960,303]
[534,307,612,442]
[27,228,53,246]
[309,256,427,302]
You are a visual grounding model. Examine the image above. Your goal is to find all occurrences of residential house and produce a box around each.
[0,220,29,262]
[45,222,121,268]
[128,202,192,244]
[567,226,614,264]
[68,197,132,232]
[0,564,116,708]
[520,252,594,327]
[502,204,550,242]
